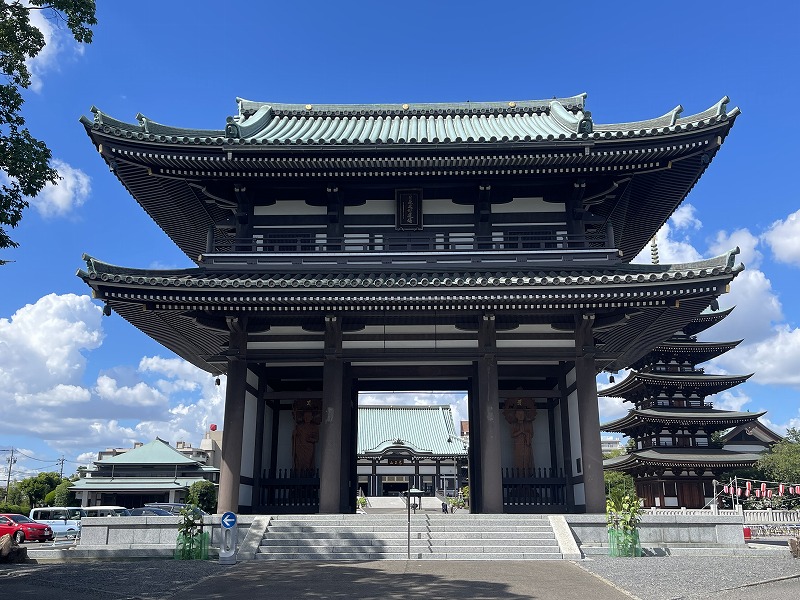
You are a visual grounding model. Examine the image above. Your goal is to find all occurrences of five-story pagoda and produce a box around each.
[601,307,763,508]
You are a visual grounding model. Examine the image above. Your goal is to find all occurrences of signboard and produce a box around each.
[396,189,423,230]
[221,511,237,529]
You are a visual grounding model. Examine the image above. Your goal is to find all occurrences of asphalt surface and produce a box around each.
[2,556,800,600]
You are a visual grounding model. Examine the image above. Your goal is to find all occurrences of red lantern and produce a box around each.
[761,482,767,493]
[745,489,751,497]
[723,485,730,494]
[737,488,743,497]
[779,484,785,496]
[767,490,773,498]
[210,423,218,431]
[746,481,752,491]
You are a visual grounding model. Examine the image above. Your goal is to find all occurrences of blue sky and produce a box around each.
[2,1,799,480]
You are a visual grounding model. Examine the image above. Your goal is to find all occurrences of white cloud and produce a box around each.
[670,204,703,231]
[709,228,763,270]
[25,3,86,93]
[714,325,800,387]
[632,206,703,265]
[94,375,167,407]
[0,293,103,393]
[713,390,753,412]
[30,159,91,218]
[703,270,783,345]
[763,209,800,267]
[759,416,800,438]
[0,294,225,462]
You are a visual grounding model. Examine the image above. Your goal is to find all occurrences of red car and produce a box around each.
[0,513,54,543]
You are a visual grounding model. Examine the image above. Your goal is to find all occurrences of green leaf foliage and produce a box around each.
[757,428,800,483]
[186,480,217,514]
[0,0,96,261]
[15,471,63,506]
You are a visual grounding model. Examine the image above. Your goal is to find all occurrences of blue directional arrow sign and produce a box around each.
[221,511,237,529]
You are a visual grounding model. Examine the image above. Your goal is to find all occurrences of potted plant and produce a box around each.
[174,504,209,560]
[606,494,643,557]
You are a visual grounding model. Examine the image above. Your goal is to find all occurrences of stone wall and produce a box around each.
[565,514,746,555]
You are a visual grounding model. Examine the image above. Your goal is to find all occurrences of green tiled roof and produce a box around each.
[96,439,200,466]
[358,405,467,458]
[82,95,737,147]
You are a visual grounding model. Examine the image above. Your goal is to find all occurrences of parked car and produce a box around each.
[127,507,174,516]
[0,513,54,543]
[81,506,129,517]
[29,506,84,536]
[144,503,209,516]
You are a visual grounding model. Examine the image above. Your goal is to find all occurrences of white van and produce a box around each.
[29,506,84,536]
[81,505,129,517]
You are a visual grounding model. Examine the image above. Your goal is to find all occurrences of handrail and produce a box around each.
[210,231,610,255]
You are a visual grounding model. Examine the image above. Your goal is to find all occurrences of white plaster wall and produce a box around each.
[255,200,327,215]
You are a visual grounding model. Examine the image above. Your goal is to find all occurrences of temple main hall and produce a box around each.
[78,93,742,514]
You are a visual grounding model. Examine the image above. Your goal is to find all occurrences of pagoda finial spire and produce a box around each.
[650,236,660,265]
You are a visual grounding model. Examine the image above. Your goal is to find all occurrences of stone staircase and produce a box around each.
[256,514,564,560]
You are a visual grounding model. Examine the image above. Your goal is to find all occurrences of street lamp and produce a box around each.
[405,487,424,559]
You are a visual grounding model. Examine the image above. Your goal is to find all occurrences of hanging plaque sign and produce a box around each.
[396,189,423,230]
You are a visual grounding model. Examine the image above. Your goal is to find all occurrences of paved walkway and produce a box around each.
[3,556,800,599]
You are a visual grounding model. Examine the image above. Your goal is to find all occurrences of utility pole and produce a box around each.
[4,448,16,501]
[58,456,65,479]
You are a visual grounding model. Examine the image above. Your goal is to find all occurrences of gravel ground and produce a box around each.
[577,555,800,600]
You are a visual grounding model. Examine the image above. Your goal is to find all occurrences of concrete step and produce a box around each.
[257,514,566,560]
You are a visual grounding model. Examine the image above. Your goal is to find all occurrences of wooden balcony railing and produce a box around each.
[200,231,619,269]
[211,232,609,254]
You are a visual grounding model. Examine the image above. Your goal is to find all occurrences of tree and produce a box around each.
[15,471,63,506]
[0,1,96,262]
[52,479,76,506]
[186,480,217,514]
[757,428,800,483]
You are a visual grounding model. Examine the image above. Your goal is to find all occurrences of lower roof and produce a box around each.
[77,249,742,375]
[601,408,764,432]
[604,448,763,471]
[70,477,211,491]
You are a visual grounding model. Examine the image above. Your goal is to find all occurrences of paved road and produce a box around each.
[2,556,800,599]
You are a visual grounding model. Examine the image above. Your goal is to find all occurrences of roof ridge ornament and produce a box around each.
[136,113,150,133]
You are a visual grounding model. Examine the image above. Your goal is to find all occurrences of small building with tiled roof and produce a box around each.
[71,439,219,508]
[77,93,742,515]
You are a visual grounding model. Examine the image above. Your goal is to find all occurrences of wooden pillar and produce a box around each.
[218,357,247,514]
[575,314,605,513]
[319,315,344,513]
[477,314,503,513]
[251,372,266,510]
[558,365,575,511]
[217,317,250,514]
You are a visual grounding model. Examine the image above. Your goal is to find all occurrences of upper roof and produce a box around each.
[83,94,737,147]
[357,405,467,458]
[95,439,201,466]
[80,94,739,264]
